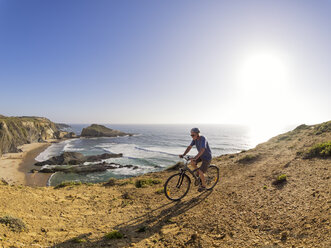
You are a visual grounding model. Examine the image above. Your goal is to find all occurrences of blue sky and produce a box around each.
[0,0,330,126]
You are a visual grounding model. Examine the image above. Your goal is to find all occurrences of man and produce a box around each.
[179,127,212,192]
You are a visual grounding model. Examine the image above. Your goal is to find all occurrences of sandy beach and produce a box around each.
[0,141,55,186]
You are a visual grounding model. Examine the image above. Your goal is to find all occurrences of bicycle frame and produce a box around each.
[179,155,200,184]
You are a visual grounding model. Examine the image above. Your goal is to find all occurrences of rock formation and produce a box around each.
[34,152,123,166]
[81,124,132,137]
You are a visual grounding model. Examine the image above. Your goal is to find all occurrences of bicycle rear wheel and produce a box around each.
[205,165,219,190]
[164,173,191,201]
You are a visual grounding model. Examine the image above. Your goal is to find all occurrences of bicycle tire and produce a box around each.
[205,165,219,190]
[164,173,191,201]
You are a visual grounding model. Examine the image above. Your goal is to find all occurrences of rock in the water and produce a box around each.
[35,152,123,166]
[35,152,86,166]
[85,153,123,162]
[38,162,138,174]
[80,124,132,137]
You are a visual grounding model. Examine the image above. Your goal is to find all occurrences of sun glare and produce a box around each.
[234,49,292,144]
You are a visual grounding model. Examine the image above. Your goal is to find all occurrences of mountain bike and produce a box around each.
[164,155,219,201]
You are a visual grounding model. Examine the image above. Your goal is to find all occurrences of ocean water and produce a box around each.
[36,124,253,186]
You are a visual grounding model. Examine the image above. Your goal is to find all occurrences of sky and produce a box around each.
[0,0,330,128]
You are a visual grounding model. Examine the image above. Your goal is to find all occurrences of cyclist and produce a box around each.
[179,128,212,192]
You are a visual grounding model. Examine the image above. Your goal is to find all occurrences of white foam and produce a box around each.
[110,164,155,176]
[35,139,78,162]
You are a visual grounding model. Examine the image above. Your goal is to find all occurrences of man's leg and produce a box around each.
[198,169,206,187]
[190,160,198,174]
[199,160,211,188]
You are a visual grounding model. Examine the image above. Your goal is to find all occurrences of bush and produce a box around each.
[137,226,147,232]
[314,121,331,135]
[303,142,331,159]
[117,179,134,186]
[293,124,308,132]
[135,178,162,188]
[165,162,184,171]
[272,174,287,186]
[0,215,27,232]
[54,181,82,189]
[122,192,134,200]
[237,154,259,164]
[72,237,87,243]
[104,230,123,239]
[155,188,164,194]
[104,178,116,186]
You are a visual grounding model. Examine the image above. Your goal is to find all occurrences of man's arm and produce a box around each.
[194,148,205,160]
[180,146,192,158]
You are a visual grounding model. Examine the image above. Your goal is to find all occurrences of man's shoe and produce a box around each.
[198,186,206,192]
[195,177,201,186]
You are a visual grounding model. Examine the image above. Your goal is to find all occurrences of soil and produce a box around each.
[0,122,330,247]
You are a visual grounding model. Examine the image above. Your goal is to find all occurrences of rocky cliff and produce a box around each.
[0,115,59,156]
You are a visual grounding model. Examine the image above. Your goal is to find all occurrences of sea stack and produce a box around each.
[80,124,132,137]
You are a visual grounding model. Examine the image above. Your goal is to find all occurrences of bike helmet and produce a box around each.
[191,127,200,133]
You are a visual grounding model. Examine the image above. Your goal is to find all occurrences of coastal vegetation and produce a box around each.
[302,141,331,159]
[135,178,162,188]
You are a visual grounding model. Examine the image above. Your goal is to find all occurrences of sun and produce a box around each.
[233,49,292,144]
[238,50,289,98]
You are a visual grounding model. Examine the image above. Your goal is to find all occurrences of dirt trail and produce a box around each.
[0,122,330,247]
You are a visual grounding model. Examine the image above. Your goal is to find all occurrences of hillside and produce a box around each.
[0,121,330,247]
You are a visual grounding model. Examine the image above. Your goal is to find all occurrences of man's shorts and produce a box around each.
[196,157,211,173]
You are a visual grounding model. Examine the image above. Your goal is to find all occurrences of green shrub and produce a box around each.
[314,121,331,135]
[72,237,87,243]
[117,179,134,186]
[0,215,27,232]
[277,174,287,182]
[104,178,116,186]
[122,192,134,200]
[155,188,164,194]
[137,226,147,232]
[293,124,308,132]
[54,181,82,189]
[237,154,259,164]
[277,135,291,141]
[135,178,162,188]
[104,230,123,239]
[303,141,331,159]
[272,174,287,186]
[165,162,184,171]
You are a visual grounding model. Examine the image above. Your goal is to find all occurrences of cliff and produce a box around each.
[0,115,59,156]
[81,124,132,137]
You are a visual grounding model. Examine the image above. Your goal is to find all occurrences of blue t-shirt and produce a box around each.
[190,135,212,161]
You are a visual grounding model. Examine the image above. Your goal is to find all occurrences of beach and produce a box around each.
[0,141,55,186]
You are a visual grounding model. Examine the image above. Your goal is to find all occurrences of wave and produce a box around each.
[46,172,57,186]
[35,139,73,162]
[134,146,178,157]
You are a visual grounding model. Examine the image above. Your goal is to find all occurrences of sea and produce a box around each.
[34,124,282,186]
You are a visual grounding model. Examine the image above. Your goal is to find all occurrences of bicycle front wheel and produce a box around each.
[205,165,219,190]
[164,173,191,201]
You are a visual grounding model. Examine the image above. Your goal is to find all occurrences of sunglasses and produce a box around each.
[191,134,197,137]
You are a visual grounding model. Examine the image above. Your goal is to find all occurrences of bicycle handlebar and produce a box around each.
[183,155,194,161]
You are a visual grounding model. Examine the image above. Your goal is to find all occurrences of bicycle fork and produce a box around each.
[176,171,185,188]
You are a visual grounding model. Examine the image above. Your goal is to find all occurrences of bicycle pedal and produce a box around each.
[194,178,201,186]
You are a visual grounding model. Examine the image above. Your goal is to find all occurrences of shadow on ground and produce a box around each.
[52,191,212,247]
